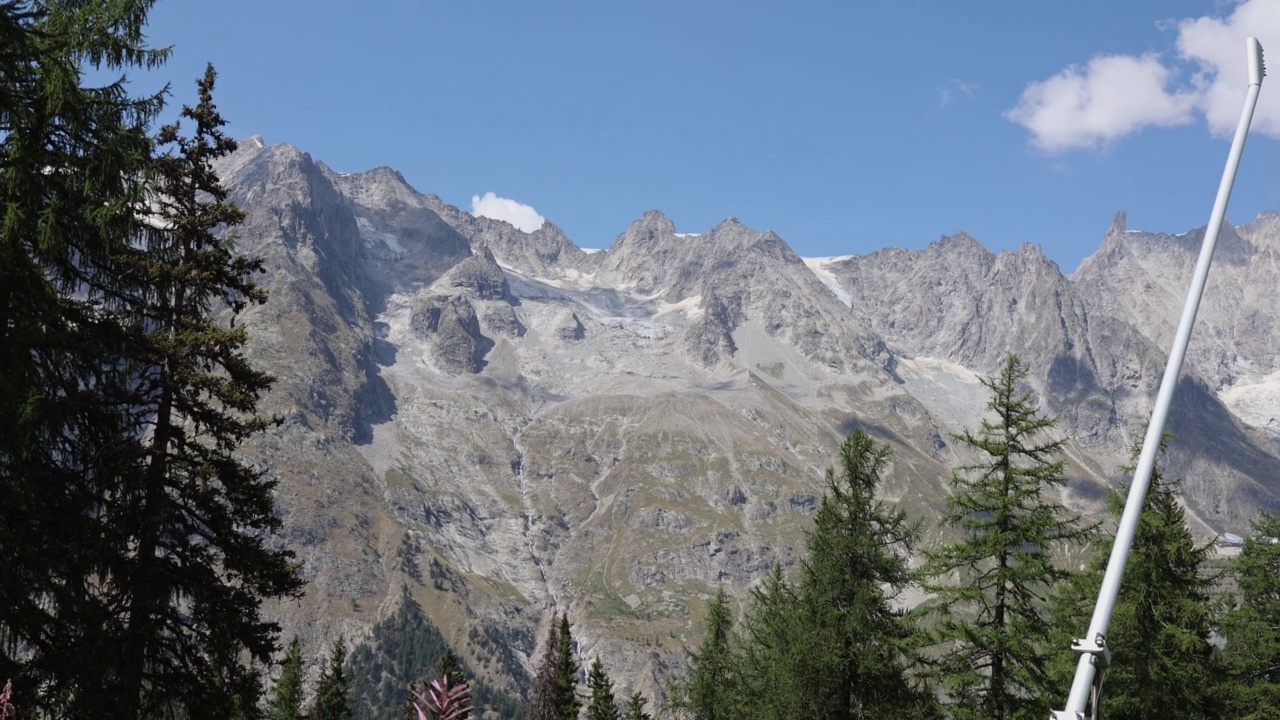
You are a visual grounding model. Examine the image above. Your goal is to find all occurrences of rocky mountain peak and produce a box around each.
[1108,210,1127,237]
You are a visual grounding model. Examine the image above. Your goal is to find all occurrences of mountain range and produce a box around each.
[212,137,1280,707]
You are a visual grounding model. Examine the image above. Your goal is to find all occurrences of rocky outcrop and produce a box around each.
[410,293,490,374]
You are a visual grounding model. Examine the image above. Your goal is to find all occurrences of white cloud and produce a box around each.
[1007,0,1280,152]
[470,191,545,232]
[1006,54,1197,152]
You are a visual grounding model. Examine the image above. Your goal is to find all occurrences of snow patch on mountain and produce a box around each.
[1221,372,1280,430]
[895,356,988,428]
[355,216,405,253]
[802,256,854,307]
[655,294,706,322]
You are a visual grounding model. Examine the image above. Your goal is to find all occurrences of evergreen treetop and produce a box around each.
[587,657,620,720]
[922,354,1093,720]
[313,637,355,720]
[268,637,306,720]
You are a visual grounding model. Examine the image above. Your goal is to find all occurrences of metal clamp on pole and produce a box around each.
[1071,633,1110,669]
[1049,635,1111,720]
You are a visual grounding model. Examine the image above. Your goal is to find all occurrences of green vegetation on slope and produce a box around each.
[347,587,526,719]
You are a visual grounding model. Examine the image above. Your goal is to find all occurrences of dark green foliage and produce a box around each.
[0,0,167,714]
[670,588,740,720]
[623,692,651,720]
[437,648,466,688]
[268,637,306,720]
[921,355,1093,720]
[110,62,304,720]
[529,614,580,720]
[586,657,620,720]
[347,588,524,720]
[791,429,935,719]
[1221,511,1280,719]
[313,638,354,720]
[1048,445,1220,720]
[676,430,936,719]
[1,5,300,716]
[554,614,583,720]
[736,564,803,720]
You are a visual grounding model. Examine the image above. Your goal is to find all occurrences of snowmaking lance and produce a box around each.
[1051,36,1266,720]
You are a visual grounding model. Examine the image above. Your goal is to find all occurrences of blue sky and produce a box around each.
[139,0,1280,272]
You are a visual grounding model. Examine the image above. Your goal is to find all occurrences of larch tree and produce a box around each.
[528,620,561,720]
[736,564,803,720]
[0,0,166,715]
[671,587,740,720]
[553,613,582,720]
[794,429,937,720]
[921,355,1093,720]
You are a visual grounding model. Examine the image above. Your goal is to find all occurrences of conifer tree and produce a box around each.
[1221,512,1280,720]
[530,614,581,720]
[268,637,306,720]
[1048,445,1220,720]
[529,621,562,720]
[671,588,740,720]
[921,355,1092,720]
[794,429,935,719]
[553,613,582,720]
[437,648,467,688]
[0,1,167,713]
[312,638,354,720]
[623,692,652,720]
[108,63,304,719]
[737,564,803,720]
[587,657,620,720]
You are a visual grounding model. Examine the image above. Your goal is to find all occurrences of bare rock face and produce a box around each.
[1073,211,1280,394]
[441,244,513,302]
[410,293,489,374]
[212,138,1280,707]
[683,289,741,366]
[554,311,587,342]
[480,302,525,338]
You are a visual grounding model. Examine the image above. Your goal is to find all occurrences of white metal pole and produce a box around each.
[1052,36,1266,720]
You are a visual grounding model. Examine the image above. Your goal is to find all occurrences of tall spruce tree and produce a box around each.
[793,428,935,719]
[0,1,167,715]
[671,587,740,720]
[528,620,561,720]
[1048,444,1220,720]
[553,613,582,720]
[529,614,580,720]
[586,657,620,720]
[268,637,306,720]
[1221,512,1280,720]
[312,638,354,720]
[106,63,304,719]
[921,355,1092,720]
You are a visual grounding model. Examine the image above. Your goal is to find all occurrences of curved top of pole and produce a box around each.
[1248,37,1265,87]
